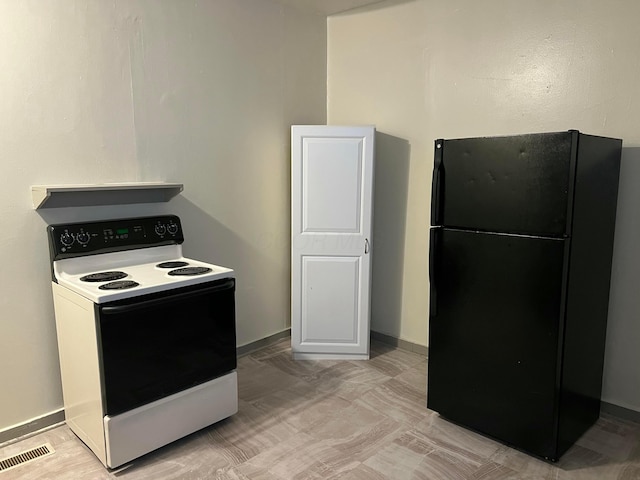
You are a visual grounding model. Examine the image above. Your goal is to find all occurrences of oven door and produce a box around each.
[97,278,236,416]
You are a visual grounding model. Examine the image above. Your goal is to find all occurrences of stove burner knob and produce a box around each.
[154,224,167,236]
[76,232,91,246]
[167,223,179,235]
[60,232,74,247]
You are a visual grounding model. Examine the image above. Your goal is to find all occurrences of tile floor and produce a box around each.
[1,339,639,479]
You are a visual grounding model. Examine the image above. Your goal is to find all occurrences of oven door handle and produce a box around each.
[100,279,235,315]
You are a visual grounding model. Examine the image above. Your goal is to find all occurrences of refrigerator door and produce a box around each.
[432,132,575,236]
[428,227,567,460]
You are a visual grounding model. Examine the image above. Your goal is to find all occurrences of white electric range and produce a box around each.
[48,215,238,469]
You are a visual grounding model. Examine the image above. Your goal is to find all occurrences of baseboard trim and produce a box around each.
[237,330,429,357]
[0,409,65,446]
[601,401,640,423]
[237,328,291,357]
[371,330,428,356]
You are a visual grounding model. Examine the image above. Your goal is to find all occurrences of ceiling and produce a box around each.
[275,0,387,16]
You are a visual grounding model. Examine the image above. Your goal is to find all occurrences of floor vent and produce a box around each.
[0,443,54,473]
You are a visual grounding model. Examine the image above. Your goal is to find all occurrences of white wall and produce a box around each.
[0,0,326,434]
[328,0,640,412]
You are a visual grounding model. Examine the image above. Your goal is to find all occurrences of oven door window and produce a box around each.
[98,278,236,415]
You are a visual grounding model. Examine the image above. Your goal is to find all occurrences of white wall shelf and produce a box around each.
[31,183,184,209]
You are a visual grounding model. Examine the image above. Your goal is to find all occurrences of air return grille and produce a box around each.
[0,443,54,473]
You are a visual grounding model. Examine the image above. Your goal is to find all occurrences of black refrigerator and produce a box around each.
[427,130,622,461]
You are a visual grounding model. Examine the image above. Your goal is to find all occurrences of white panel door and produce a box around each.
[291,125,375,360]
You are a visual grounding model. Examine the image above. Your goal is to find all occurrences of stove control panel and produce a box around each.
[48,215,184,260]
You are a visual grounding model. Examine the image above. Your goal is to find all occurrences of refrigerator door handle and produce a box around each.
[431,140,444,225]
[429,227,440,317]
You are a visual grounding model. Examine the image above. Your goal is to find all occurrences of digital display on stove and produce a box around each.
[116,228,129,235]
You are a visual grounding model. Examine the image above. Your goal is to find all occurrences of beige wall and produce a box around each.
[328,0,640,412]
[0,0,326,434]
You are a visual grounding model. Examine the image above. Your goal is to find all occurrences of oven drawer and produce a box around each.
[104,372,238,468]
[98,278,236,415]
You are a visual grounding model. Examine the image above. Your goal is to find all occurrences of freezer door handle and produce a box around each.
[431,140,444,226]
[429,228,440,317]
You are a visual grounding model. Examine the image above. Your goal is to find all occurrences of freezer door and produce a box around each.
[428,228,567,460]
[431,132,575,236]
